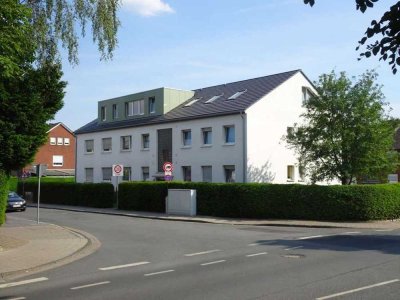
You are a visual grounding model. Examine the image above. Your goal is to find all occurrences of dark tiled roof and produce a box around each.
[75,70,301,134]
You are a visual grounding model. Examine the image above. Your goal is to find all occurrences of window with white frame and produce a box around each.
[123,167,131,181]
[102,167,112,181]
[224,125,235,143]
[202,128,212,145]
[142,134,150,149]
[50,137,56,145]
[120,136,132,151]
[287,165,295,181]
[182,130,192,146]
[85,168,94,182]
[102,138,112,152]
[85,140,94,153]
[224,165,235,182]
[126,99,144,116]
[302,87,312,103]
[182,166,191,182]
[57,137,63,145]
[142,167,150,181]
[64,138,70,145]
[53,155,63,167]
[202,166,212,182]
[149,97,156,113]
[112,104,118,119]
[101,106,106,121]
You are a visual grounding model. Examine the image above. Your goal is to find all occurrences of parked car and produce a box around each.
[7,192,26,212]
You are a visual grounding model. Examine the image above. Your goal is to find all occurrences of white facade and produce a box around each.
[76,71,316,184]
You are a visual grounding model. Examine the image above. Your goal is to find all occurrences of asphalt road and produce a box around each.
[1,208,400,300]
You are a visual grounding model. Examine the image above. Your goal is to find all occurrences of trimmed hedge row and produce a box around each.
[0,171,9,225]
[17,182,114,208]
[118,182,400,221]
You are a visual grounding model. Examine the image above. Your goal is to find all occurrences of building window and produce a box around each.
[53,155,63,167]
[57,137,63,145]
[224,126,235,143]
[64,138,70,145]
[102,167,112,181]
[149,97,156,113]
[182,130,192,146]
[287,165,295,181]
[85,140,94,153]
[85,168,94,183]
[224,165,235,183]
[299,165,305,182]
[126,99,144,116]
[112,104,118,119]
[123,167,131,181]
[101,106,106,121]
[202,128,212,145]
[202,166,212,182]
[182,166,191,182]
[142,167,150,181]
[142,134,150,149]
[102,138,112,152]
[50,137,56,145]
[302,87,312,103]
[120,136,132,151]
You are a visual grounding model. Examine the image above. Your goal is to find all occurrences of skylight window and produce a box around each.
[184,98,201,107]
[228,89,247,100]
[205,94,224,104]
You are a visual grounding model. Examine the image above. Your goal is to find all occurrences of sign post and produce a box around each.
[163,162,174,181]
[36,164,44,224]
[112,164,124,208]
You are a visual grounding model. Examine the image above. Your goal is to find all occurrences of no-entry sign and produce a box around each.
[112,164,124,176]
[163,162,173,172]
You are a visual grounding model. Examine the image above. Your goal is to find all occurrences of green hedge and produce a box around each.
[17,182,114,208]
[0,171,9,225]
[118,182,400,221]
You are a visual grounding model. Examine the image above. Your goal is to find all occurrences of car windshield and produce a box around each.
[8,192,18,197]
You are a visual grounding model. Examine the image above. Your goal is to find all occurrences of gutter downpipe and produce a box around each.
[240,111,247,183]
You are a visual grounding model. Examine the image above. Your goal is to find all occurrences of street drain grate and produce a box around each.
[281,254,305,259]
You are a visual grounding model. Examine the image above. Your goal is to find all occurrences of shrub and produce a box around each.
[118,182,400,221]
[17,182,114,208]
[0,171,9,225]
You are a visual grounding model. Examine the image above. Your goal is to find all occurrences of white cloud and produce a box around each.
[122,0,174,16]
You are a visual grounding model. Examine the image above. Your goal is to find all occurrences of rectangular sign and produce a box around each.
[112,164,124,177]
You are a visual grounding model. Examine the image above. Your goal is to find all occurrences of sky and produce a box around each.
[57,0,399,130]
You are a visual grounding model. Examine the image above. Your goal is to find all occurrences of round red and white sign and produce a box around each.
[163,162,173,172]
[112,164,123,176]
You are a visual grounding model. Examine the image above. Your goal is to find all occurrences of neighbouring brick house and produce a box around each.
[26,122,76,176]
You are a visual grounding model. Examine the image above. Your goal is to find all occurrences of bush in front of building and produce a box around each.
[17,182,114,208]
[0,171,9,225]
[118,182,400,221]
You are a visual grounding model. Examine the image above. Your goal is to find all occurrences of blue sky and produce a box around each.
[58,0,399,130]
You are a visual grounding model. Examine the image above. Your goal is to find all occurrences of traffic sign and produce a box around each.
[164,175,173,181]
[112,164,124,176]
[163,162,173,172]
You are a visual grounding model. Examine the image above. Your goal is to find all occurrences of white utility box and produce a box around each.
[166,189,197,216]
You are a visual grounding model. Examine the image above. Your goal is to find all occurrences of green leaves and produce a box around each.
[286,70,397,184]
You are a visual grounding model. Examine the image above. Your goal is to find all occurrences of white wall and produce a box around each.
[246,72,315,184]
[76,114,244,184]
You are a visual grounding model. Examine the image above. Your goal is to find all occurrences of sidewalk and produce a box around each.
[0,215,100,282]
[29,203,400,229]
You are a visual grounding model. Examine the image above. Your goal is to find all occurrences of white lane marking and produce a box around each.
[184,249,221,257]
[284,246,304,251]
[316,279,400,300]
[4,297,26,300]
[248,242,269,246]
[201,260,226,266]
[71,281,110,290]
[0,277,48,289]
[144,270,175,277]
[342,231,361,234]
[298,235,326,240]
[375,229,393,232]
[99,261,150,271]
[246,252,267,257]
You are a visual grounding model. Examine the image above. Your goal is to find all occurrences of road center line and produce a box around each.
[0,277,48,289]
[185,249,221,257]
[298,235,326,240]
[4,297,26,300]
[246,252,267,257]
[201,260,226,266]
[285,246,304,251]
[342,231,361,234]
[375,229,393,232]
[144,270,175,277]
[248,242,269,246]
[99,261,150,271]
[316,279,400,300]
[71,281,110,290]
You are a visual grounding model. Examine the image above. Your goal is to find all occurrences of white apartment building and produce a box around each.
[75,70,315,184]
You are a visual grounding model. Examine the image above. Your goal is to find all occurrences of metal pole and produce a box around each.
[116,176,119,209]
[37,165,41,224]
